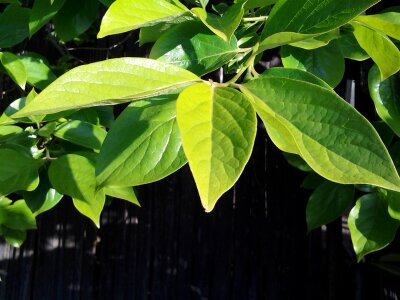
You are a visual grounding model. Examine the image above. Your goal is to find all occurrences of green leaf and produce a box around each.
[0,198,36,230]
[53,0,99,42]
[368,65,400,136]
[281,42,345,88]
[18,52,57,90]
[241,75,400,191]
[191,0,245,42]
[0,4,29,48]
[348,193,399,261]
[96,94,187,187]
[307,182,354,231]
[355,12,400,41]
[48,154,105,227]
[336,32,369,61]
[150,21,239,76]
[29,0,66,37]
[98,0,186,38]
[239,0,276,10]
[301,173,325,190]
[384,190,400,222]
[54,120,107,151]
[22,173,63,216]
[252,68,330,154]
[104,186,139,206]
[176,83,257,212]
[139,13,194,45]
[283,153,312,172]
[0,226,26,248]
[261,0,380,39]
[0,148,39,196]
[0,125,23,142]
[288,29,340,50]
[351,21,400,80]
[0,52,27,89]
[12,58,200,118]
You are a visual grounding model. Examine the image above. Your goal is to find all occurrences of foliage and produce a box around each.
[0,0,400,262]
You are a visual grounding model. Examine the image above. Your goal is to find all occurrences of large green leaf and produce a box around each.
[48,154,105,227]
[29,0,66,37]
[261,0,379,38]
[0,52,27,89]
[348,193,399,261]
[0,4,29,48]
[368,65,400,137]
[18,52,57,90]
[54,120,107,151]
[355,12,400,41]
[22,173,63,216]
[0,198,36,230]
[306,182,354,231]
[289,29,340,50]
[0,148,40,196]
[241,76,400,191]
[150,21,238,76]
[252,68,330,154]
[191,0,245,42]
[351,21,400,80]
[98,0,186,38]
[12,58,200,118]
[176,83,256,212]
[96,94,187,187]
[104,186,139,206]
[53,0,99,41]
[281,42,345,87]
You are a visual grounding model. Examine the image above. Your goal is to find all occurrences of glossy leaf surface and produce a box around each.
[0,52,27,89]
[150,21,238,75]
[352,21,400,80]
[48,154,105,226]
[97,95,187,187]
[307,182,354,231]
[0,198,36,230]
[29,0,65,37]
[54,120,107,151]
[13,58,200,118]
[98,0,186,38]
[0,148,39,196]
[355,12,400,41]
[368,65,400,136]
[0,4,30,48]
[192,1,245,41]
[53,0,99,41]
[281,42,345,87]
[348,193,399,261]
[177,83,256,212]
[242,76,400,191]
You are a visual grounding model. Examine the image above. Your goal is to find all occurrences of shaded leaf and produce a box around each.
[307,182,354,231]
[29,0,66,37]
[104,186,140,206]
[348,193,399,261]
[368,65,400,136]
[54,120,107,151]
[337,32,369,61]
[48,154,105,226]
[0,198,36,230]
[0,4,29,48]
[0,225,26,248]
[97,94,187,187]
[150,21,238,75]
[281,42,345,87]
[0,148,40,196]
